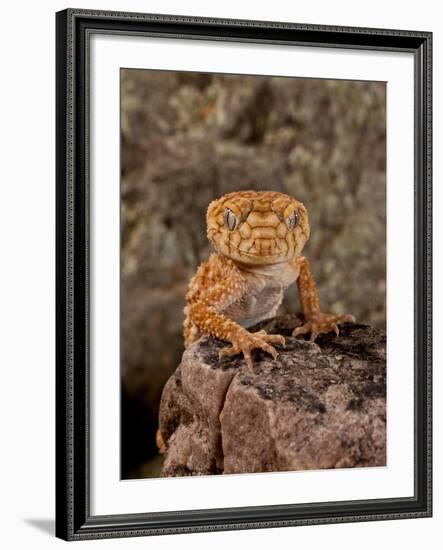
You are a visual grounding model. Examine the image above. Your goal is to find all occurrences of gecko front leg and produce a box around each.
[186,259,284,369]
[188,298,284,370]
[292,256,355,342]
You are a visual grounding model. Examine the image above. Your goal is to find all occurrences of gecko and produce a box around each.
[183,190,355,370]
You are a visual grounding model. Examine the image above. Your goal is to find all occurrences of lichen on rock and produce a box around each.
[158,315,386,477]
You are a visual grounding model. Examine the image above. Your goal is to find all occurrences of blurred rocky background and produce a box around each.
[120,69,386,479]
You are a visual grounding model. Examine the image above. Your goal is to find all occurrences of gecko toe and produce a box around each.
[292,325,310,337]
[259,341,278,359]
[243,350,254,370]
[340,314,356,323]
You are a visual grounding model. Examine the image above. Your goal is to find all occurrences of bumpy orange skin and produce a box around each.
[206,190,310,265]
[183,190,354,369]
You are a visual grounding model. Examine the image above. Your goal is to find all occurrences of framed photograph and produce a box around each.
[55,8,432,541]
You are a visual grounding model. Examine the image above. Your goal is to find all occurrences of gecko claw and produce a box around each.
[219,330,284,369]
[254,330,285,348]
[292,312,355,342]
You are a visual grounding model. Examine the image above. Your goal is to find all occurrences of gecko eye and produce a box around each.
[223,208,238,231]
[285,210,299,230]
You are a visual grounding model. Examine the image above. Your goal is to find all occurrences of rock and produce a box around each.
[158,315,386,476]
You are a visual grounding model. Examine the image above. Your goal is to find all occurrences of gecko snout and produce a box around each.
[251,238,277,256]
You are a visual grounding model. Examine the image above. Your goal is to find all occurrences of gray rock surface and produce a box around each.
[158,315,386,476]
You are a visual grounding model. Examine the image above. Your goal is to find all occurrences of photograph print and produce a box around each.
[120,68,387,480]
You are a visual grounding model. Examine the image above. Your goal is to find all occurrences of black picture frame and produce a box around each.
[55,8,432,541]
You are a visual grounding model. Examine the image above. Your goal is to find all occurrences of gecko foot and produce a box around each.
[292,313,355,342]
[219,329,285,370]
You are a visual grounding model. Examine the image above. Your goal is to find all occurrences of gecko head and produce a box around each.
[206,190,310,266]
